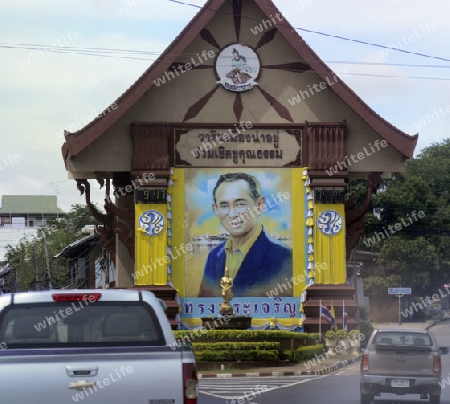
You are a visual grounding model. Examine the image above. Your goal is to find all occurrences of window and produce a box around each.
[0,302,165,348]
[374,332,432,346]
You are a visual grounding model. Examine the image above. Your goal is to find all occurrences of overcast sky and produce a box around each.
[1,0,449,212]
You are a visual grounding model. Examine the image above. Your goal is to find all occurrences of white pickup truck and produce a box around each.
[0,289,198,403]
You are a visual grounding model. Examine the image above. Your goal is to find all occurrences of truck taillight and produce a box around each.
[183,362,198,404]
[433,354,442,374]
[52,293,102,302]
[361,353,369,372]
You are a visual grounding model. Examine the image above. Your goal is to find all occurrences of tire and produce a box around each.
[360,391,372,404]
[429,395,440,404]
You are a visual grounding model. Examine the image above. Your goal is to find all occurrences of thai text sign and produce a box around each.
[180,297,300,318]
[175,128,301,167]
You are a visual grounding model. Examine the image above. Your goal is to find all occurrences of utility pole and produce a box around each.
[42,232,52,289]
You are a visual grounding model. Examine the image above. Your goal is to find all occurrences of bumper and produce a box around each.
[361,374,441,396]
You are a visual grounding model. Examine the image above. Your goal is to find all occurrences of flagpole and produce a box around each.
[331,299,333,331]
[319,299,322,342]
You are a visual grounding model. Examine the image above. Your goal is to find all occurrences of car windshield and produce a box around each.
[374,331,432,346]
[0,302,165,348]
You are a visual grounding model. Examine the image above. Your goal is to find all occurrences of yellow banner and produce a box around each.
[134,204,168,285]
[314,204,346,284]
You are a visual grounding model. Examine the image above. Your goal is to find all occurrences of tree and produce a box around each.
[4,204,96,291]
[360,138,450,295]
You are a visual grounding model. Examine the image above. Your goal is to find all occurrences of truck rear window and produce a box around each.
[0,302,165,348]
[374,331,432,346]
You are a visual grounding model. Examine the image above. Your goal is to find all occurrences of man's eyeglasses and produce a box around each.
[217,202,249,215]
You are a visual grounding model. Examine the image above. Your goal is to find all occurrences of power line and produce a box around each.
[163,0,450,63]
[3,41,450,82]
[326,61,450,69]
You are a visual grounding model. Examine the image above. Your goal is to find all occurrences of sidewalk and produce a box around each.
[197,319,444,379]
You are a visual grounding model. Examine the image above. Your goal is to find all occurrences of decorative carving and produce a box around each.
[232,0,242,42]
[233,92,243,121]
[76,175,137,263]
[183,85,220,122]
[199,28,221,50]
[255,28,278,50]
[307,123,347,171]
[345,172,382,257]
[256,86,293,122]
[131,125,170,171]
[76,178,116,264]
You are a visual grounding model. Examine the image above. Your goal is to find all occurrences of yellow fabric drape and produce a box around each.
[314,204,346,284]
[135,204,168,285]
[292,168,306,296]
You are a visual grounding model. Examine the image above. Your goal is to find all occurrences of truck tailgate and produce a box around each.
[368,345,434,376]
[0,348,185,404]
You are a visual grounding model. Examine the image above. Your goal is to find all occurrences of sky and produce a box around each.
[1,0,450,213]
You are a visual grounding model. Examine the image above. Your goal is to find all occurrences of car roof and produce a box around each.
[375,328,429,333]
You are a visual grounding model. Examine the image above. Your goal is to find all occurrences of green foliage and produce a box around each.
[358,306,370,321]
[363,138,450,294]
[297,344,325,361]
[4,204,96,290]
[280,344,324,362]
[194,344,324,363]
[194,349,278,362]
[348,330,360,340]
[359,322,374,344]
[174,329,319,341]
[336,330,347,340]
[378,236,439,290]
[363,275,403,300]
[183,330,323,363]
[192,342,280,351]
[325,330,336,339]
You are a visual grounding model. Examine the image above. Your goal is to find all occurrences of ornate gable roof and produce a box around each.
[62,0,417,166]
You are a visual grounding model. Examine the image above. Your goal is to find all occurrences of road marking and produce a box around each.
[199,375,326,400]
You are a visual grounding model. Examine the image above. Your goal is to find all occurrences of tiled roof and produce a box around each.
[0,195,66,214]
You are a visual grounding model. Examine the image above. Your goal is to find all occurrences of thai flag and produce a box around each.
[343,302,349,331]
[320,303,334,325]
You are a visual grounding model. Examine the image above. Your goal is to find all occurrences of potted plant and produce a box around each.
[324,330,337,354]
[348,329,361,355]
[336,329,349,353]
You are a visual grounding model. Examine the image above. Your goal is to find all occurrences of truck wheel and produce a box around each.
[429,395,440,404]
[360,392,372,404]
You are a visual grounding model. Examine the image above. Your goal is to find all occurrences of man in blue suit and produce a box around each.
[198,172,292,297]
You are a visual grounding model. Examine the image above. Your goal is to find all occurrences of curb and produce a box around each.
[198,355,362,378]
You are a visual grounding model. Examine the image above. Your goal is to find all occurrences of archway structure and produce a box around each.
[62,0,417,331]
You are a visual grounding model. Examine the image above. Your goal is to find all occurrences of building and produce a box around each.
[54,233,115,289]
[0,195,66,261]
[61,0,417,331]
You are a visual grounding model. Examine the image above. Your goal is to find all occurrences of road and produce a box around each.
[198,321,450,404]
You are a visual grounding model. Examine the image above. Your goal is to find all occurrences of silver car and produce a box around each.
[360,328,448,404]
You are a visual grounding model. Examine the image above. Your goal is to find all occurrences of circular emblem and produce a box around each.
[215,44,260,92]
[317,210,343,236]
[138,210,165,236]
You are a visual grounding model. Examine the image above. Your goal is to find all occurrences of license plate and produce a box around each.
[391,379,409,387]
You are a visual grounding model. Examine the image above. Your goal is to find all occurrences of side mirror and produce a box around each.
[439,347,449,355]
